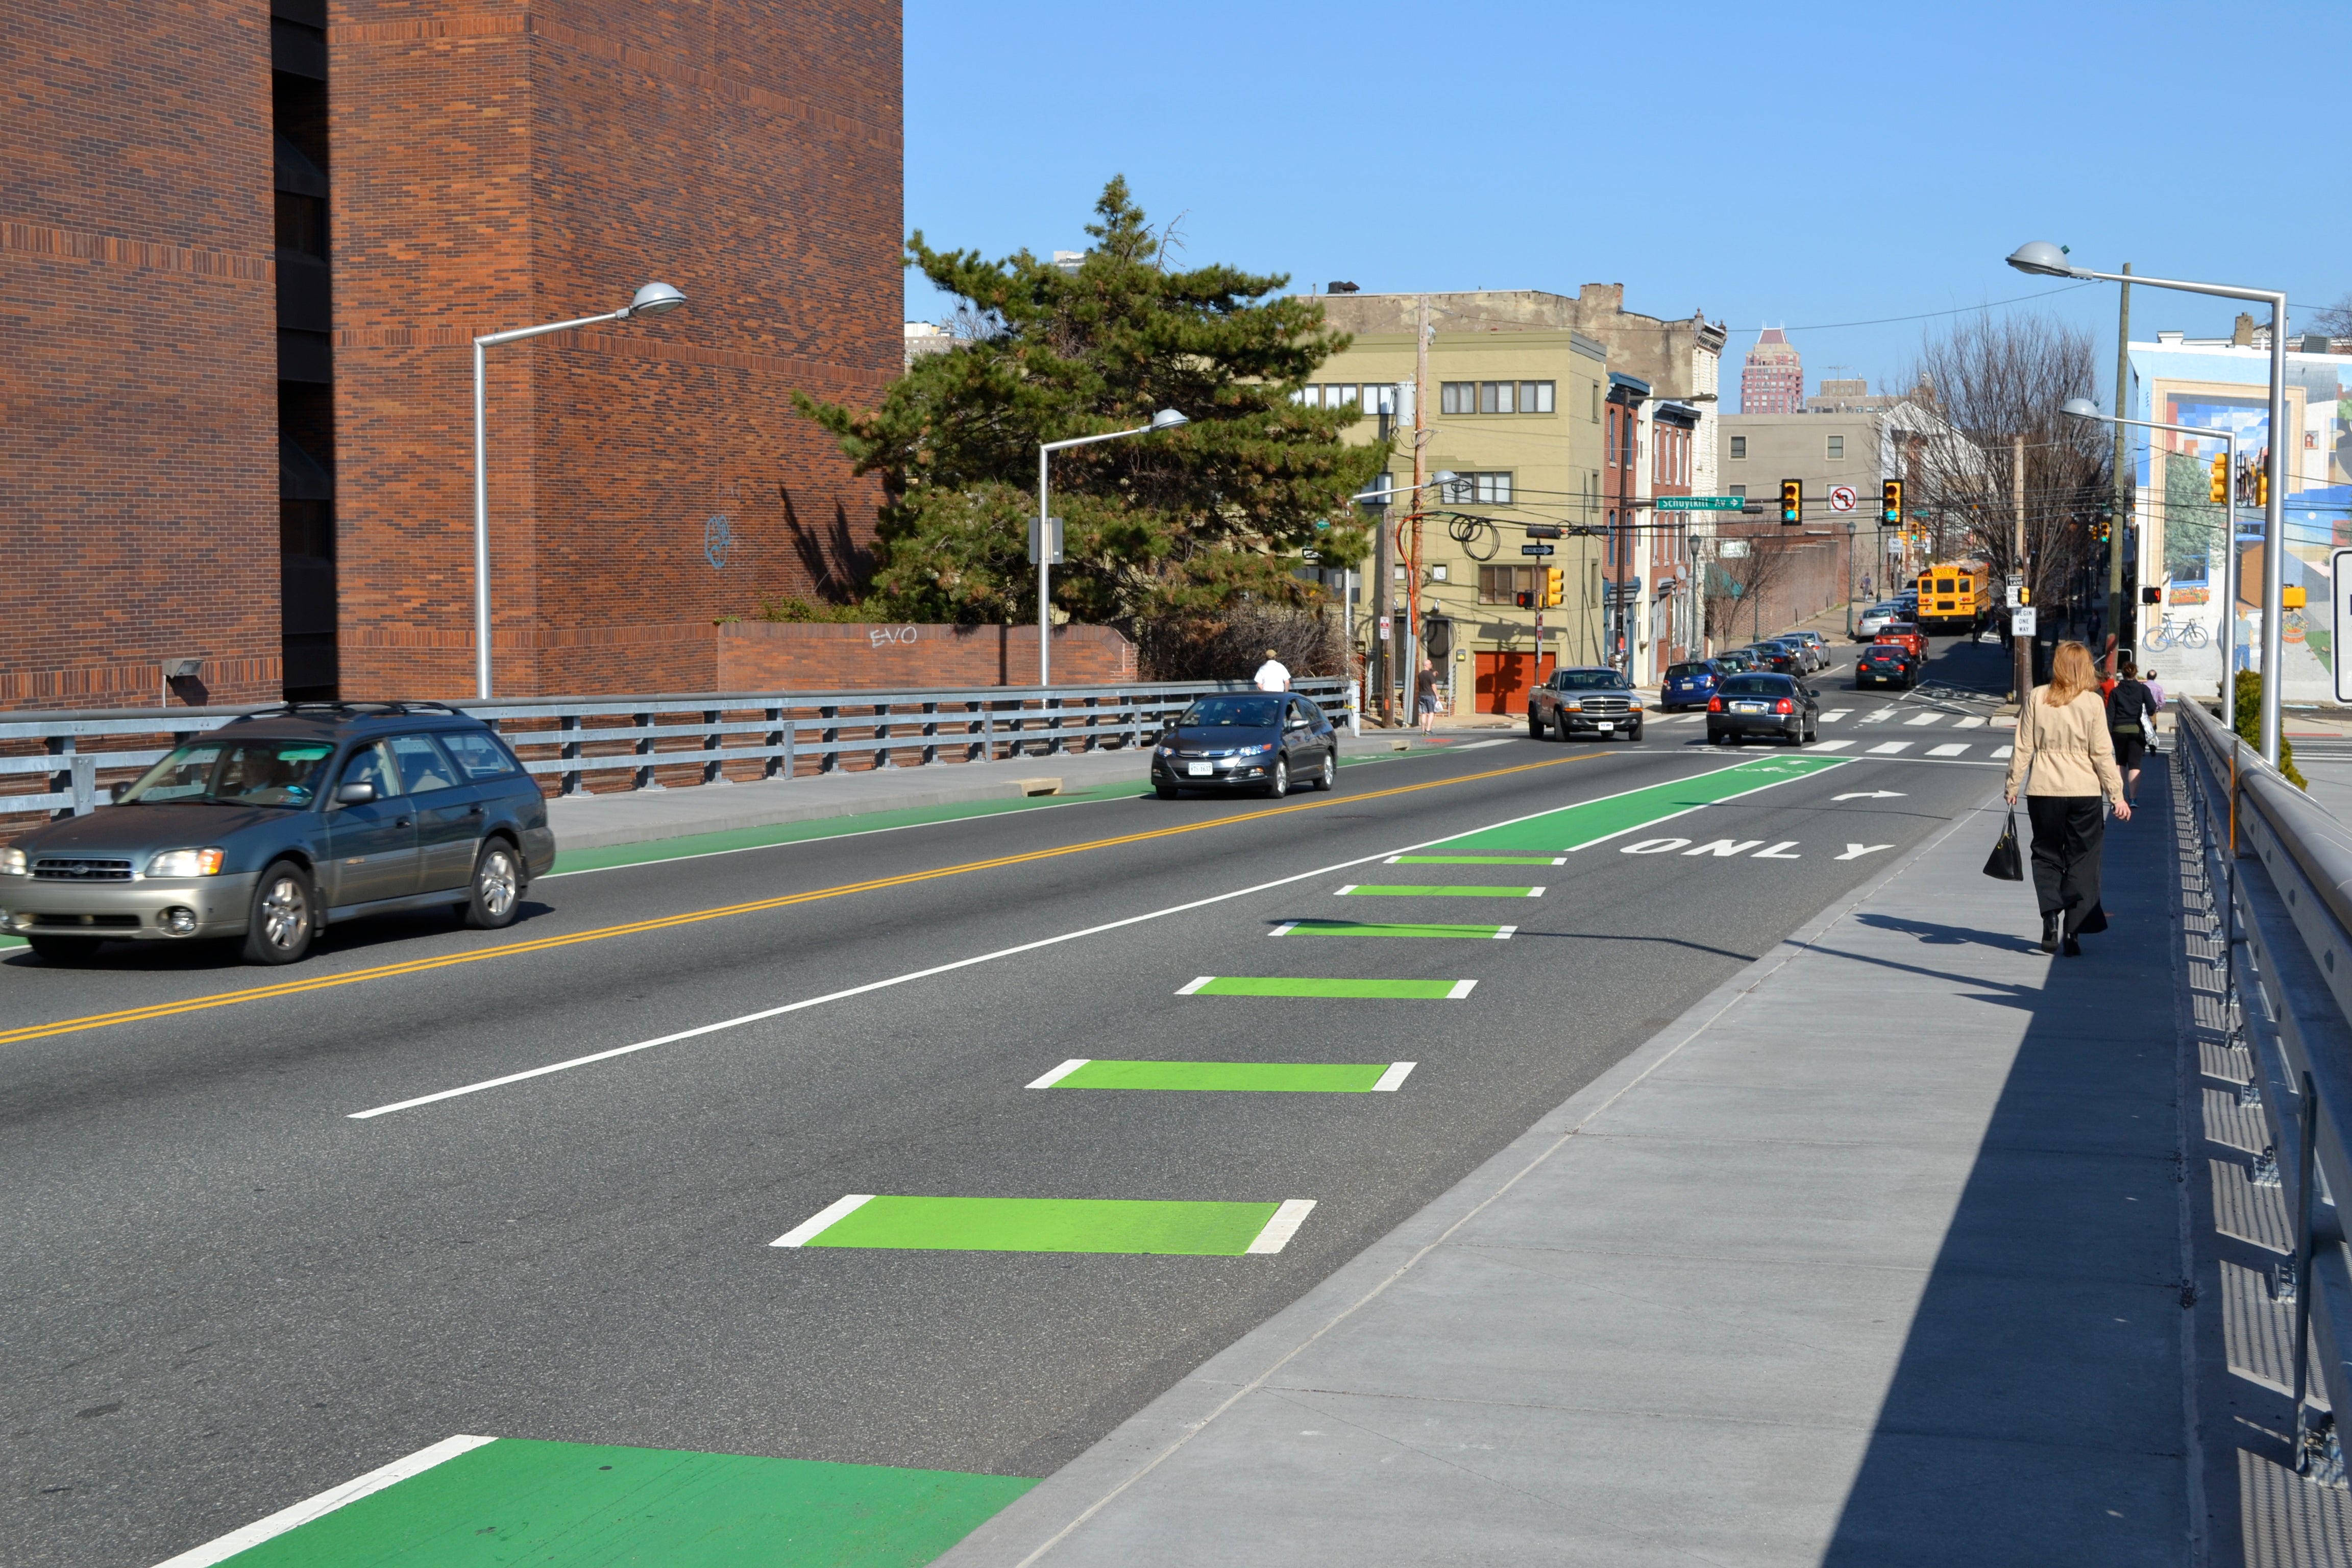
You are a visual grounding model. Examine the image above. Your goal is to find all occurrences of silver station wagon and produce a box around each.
[1,702,555,966]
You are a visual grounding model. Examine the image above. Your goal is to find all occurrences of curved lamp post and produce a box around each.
[472,281,689,699]
[2009,243,2289,762]
[1035,408,1188,687]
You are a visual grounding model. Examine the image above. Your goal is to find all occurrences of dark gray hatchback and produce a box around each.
[0,702,555,965]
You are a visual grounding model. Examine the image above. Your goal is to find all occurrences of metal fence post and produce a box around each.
[70,754,97,815]
[703,708,725,785]
[560,714,583,795]
[873,702,895,770]
[2294,1068,2321,1470]
[980,702,995,763]
[633,710,660,791]
[820,705,840,774]
[764,705,785,780]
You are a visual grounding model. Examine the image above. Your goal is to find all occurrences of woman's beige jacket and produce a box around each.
[2004,686,2125,804]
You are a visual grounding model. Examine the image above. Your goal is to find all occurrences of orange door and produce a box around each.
[1473,651,1558,715]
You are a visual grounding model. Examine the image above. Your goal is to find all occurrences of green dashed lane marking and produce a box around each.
[1433,754,1849,855]
[1177,975,1476,1000]
[1027,1059,1412,1092]
[183,1435,1035,1567]
[1386,854,1564,865]
[773,1194,1316,1255]
[1335,884,1542,897]
[1269,919,1513,939]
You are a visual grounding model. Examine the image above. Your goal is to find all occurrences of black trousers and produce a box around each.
[2026,795,2105,934]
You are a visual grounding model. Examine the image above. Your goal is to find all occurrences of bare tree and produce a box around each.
[1898,314,2112,617]
[2312,292,2352,341]
[1703,527,1804,644]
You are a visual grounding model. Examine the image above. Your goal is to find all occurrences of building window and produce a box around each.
[1295,383,1394,413]
[1441,471,1513,505]
[1729,484,1746,498]
[1440,380,1554,415]
[1606,408,1619,464]
[1522,381,1555,413]
[1826,434,1845,460]
[1478,565,1539,604]
[1729,435,1747,460]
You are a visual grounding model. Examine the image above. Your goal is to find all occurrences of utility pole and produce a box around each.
[1407,295,1430,719]
[2108,263,2131,674]
[2013,434,2031,702]
[1370,449,1392,725]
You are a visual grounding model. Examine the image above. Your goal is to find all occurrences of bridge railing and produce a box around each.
[0,679,1354,820]
[2176,696,2352,1483]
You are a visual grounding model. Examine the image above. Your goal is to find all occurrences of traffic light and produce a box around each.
[1543,567,1564,607]
[1779,479,1802,525]
[2210,455,2228,505]
[1524,524,1563,540]
[1881,479,1902,525]
[1514,591,1534,608]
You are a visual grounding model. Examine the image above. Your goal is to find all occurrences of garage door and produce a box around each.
[1473,651,1558,715]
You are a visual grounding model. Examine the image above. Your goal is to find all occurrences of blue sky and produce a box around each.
[904,0,2349,407]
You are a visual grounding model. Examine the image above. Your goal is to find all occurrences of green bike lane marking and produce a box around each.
[1177,975,1476,1000]
[1333,883,1543,897]
[162,1434,1035,1568]
[1430,753,1849,855]
[772,1194,1317,1255]
[1026,1058,1414,1092]
[1268,919,1514,939]
[1386,853,1564,865]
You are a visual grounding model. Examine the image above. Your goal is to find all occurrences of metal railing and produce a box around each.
[2176,696,2352,1484]
[0,679,1354,820]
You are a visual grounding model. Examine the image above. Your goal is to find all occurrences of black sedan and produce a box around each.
[1152,693,1336,799]
[1706,673,1821,746]
[1854,643,1919,690]
[1743,641,1803,675]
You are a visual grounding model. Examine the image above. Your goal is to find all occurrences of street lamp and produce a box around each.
[1035,409,1187,687]
[2061,397,2244,729]
[2009,243,2290,763]
[471,281,688,699]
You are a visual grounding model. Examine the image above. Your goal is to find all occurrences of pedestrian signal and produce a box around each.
[1543,567,1564,607]
[2258,468,2270,507]
[2210,455,2228,505]
[1514,591,1535,608]
[1881,479,1902,525]
[1779,479,1802,525]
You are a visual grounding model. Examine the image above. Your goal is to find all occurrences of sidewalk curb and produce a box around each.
[933,778,2009,1568]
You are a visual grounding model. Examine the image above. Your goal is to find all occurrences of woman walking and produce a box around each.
[2005,640,2130,956]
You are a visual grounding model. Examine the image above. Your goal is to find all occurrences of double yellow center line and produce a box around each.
[2,753,1591,1047]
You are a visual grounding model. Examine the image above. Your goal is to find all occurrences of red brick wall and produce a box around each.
[1,1,281,709]
[329,0,902,701]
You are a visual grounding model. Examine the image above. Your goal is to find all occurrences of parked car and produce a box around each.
[1854,642,1920,690]
[1711,650,1759,675]
[1529,666,1644,742]
[1854,602,1903,639]
[1744,641,1803,675]
[1706,673,1821,746]
[1153,692,1336,799]
[0,702,555,966]
[1660,659,1728,712]
[1873,620,1928,662]
[1777,630,1829,670]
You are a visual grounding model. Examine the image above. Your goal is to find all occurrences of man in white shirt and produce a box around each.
[1253,649,1291,692]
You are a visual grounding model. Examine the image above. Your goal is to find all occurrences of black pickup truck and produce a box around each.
[1527,666,1645,742]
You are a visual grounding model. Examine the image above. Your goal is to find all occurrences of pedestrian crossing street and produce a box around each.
[1661,704,2009,760]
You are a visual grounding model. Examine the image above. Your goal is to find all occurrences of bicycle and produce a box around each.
[2142,617,2209,651]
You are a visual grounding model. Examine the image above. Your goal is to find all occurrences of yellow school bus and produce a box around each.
[1914,562,1988,633]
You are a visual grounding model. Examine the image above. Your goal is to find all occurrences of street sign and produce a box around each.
[1828,485,1857,512]
[1718,538,1750,558]
[2334,549,2352,702]
[1028,515,1063,565]
[2012,606,2037,638]
[1377,615,1391,642]
[1656,496,1748,512]
[1520,544,1555,557]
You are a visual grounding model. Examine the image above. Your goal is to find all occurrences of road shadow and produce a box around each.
[1,900,559,973]
[1822,752,2188,1563]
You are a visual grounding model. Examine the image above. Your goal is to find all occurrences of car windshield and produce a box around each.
[1721,676,1792,696]
[1665,663,1713,679]
[1178,696,1283,728]
[1551,670,1626,691]
[119,739,336,807]
[1862,647,1904,660]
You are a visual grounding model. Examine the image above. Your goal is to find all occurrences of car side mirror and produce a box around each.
[335,781,377,805]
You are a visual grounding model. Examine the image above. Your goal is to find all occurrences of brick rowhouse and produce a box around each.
[3,0,902,709]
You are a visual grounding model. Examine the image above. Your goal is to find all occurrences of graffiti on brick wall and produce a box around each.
[869,625,920,649]
[704,513,733,570]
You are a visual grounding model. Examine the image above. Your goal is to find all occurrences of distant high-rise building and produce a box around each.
[1741,327,1804,414]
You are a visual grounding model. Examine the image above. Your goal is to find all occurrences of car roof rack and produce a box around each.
[226,700,463,724]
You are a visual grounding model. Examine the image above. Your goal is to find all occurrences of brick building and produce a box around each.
[1739,326,1803,415]
[5,0,900,709]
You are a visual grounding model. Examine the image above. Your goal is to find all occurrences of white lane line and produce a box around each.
[1867,741,1913,755]
[1244,1198,1318,1254]
[771,1193,875,1247]
[1446,979,1479,1000]
[1448,739,1514,751]
[1820,709,1850,721]
[1524,886,1547,897]
[1926,743,1970,757]
[1333,884,1359,895]
[1371,1062,1417,1092]
[1557,754,1852,854]
[1027,1059,1091,1089]
[152,1434,498,1568]
[1268,921,1298,937]
[1808,740,1854,752]
[1493,925,1517,940]
[1672,714,1705,724]
[1993,745,2015,758]
[1953,716,1987,729]
[1902,713,1942,727]
[347,758,1820,1119]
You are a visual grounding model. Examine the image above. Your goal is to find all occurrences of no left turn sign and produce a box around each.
[1828,485,1857,512]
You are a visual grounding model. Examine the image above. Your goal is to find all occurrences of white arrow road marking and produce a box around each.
[1831,790,1906,801]
[1753,842,1803,859]
[1837,843,1895,861]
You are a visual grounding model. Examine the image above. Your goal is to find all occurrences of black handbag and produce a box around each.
[1982,808,2024,881]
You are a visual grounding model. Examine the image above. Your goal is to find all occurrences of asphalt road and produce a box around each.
[3,634,2019,1567]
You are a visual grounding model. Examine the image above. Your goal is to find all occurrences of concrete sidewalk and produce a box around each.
[939,779,2198,1564]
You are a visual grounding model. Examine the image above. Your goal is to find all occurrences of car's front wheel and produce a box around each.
[1264,757,1289,799]
[1527,708,1545,739]
[460,839,525,930]
[242,859,316,965]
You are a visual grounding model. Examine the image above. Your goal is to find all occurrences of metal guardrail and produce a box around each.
[0,679,1354,819]
[2176,696,2352,1485]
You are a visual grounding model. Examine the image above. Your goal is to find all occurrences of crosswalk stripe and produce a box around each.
[1820,710,1850,721]
[1953,716,1986,728]
[1858,709,1895,724]
[1867,741,1912,754]
[1926,743,1970,756]
[1902,713,1942,726]
[1993,745,2014,758]
[1808,739,1854,751]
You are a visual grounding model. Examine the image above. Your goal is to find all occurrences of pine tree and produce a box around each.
[796,179,1388,634]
